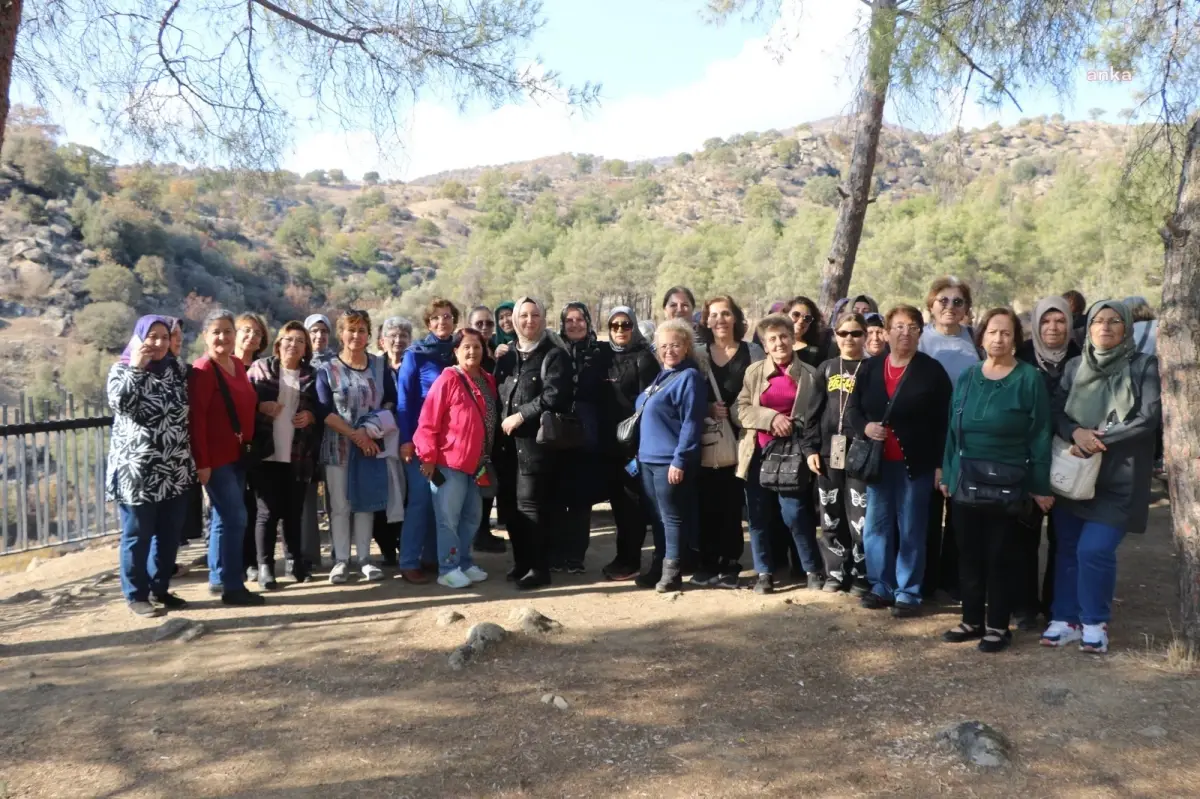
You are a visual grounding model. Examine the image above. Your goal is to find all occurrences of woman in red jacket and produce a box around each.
[189,309,265,606]
[413,327,498,590]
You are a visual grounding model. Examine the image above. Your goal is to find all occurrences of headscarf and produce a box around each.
[492,301,517,348]
[513,296,549,353]
[831,298,850,323]
[1030,296,1074,373]
[606,306,645,352]
[304,313,331,333]
[767,301,788,314]
[559,301,597,355]
[851,295,879,314]
[1064,300,1137,429]
[120,315,175,375]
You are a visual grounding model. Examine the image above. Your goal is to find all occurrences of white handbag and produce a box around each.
[1049,436,1102,501]
[700,368,739,469]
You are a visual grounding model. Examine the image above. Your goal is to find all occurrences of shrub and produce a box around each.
[675,152,694,166]
[27,364,60,420]
[772,138,800,167]
[363,171,380,185]
[134,255,171,296]
[437,180,469,202]
[275,205,323,255]
[349,234,379,270]
[1,133,72,194]
[603,159,628,177]
[328,169,346,184]
[573,153,595,175]
[743,183,783,221]
[80,196,168,265]
[61,347,110,405]
[803,175,842,207]
[84,263,142,305]
[703,137,726,151]
[303,169,328,185]
[75,301,137,350]
[414,218,440,239]
[634,162,656,178]
[6,189,48,224]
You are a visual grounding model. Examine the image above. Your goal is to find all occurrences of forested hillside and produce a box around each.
[0,108,1166,406]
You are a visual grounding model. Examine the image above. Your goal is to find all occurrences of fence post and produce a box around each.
[17,391,27,551]
[2,404,7,554]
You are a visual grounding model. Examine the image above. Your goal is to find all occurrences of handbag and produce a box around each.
[700,368,738,469]
[1049,435,1101,500]
[615,371,680,450]
[533,351,585,450]
[950,371,1026,514]
[451,367,500,500]
[757,364,810,493]
[845,359,912,483]
[212,361,264,467]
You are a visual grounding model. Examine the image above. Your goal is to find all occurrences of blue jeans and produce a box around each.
[639,461,698,563]
[430,466,481,575]
[863,461,933,605]
[399,459,437,569]
[744,453,821,576]
[1050,508,1125,625]
[119,493,187,602]
[205,464,247,592]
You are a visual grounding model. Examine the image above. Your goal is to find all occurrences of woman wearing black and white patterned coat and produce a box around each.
[107,315,196,618]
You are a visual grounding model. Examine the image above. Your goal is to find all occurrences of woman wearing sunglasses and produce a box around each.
[787,295,825,368]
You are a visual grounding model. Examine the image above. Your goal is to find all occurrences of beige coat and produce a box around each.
[734,356,819,480]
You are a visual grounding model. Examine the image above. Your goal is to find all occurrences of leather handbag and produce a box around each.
[845,360,912,483]
[758,432,806,492]
[533,351,584,450]
[615,371,680,450]
[212,362,266,467]
[700,368,738,469]
[951,372,1026,514]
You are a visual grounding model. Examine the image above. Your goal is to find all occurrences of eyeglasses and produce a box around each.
[1090,317,1125,328]
[429,313,455,324]
[237,326,260,337]
[790,312,814,323]
[658,342,685,352]
[891,324,922,334]
[835,329,866,339]
[936,296,966,309]
[609,321,633,331]
[382,333,407,341]
[280,336,307,348]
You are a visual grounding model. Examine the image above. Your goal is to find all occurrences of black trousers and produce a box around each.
[608,458,649,571]
[923,489,960,597]
[553,457,598,566]
[1014,507,1057,619]
[507,469,558,574]
[952,501,1019,630]
[182,485,204,543]
[816,467,868,587]
[254,462,309,568]
[372,512,401,564]
[697,465,745,573]
[243,483,258,572]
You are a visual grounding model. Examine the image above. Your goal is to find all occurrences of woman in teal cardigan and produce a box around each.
[938,308,1053,653]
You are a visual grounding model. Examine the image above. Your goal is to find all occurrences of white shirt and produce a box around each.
[266,367,301,463]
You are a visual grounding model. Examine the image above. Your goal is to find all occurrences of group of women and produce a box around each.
[105,277,1161,657]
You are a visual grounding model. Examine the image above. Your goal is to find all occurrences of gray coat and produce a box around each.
[1052,352,1161,534]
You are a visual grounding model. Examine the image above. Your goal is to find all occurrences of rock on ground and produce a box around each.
[153,618,206,643]
[3,589,45,604]
[448,644,476,671]
[1138,725,1167,739]
[466,622,507,648]
[937,721,1012,768]
[509,607,562,634]
[437,610,466,627]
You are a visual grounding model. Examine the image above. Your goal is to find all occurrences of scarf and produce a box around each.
[304,313,334,358]
[606,306,645,352]
[1031,296,1074,373]
[407,331,456,368]
[514,296,548,353]
[120,315,176,376]
[559,301,597,356]
[1064,300,1137,429]
[491,301,518,348]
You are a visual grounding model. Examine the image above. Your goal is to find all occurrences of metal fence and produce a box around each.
[1,392,114,555]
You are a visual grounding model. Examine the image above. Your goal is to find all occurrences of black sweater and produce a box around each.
[845,352,952,478]
[1016,338,1082,398]
[802,356,867,459]
[495,336,574,473]
[599,340,660,456]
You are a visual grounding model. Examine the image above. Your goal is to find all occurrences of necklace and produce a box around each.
[836,358,863,434]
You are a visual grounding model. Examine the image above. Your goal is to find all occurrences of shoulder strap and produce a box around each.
[210,362,244,442]
[879,357,915,426]
[954,367,973,455]
[452,367,486,421]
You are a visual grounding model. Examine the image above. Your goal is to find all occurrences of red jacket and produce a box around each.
[189,355,258,471]
[414,367,496,475]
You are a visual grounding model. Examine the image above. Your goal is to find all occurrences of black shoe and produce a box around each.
[656,559,682,593]
[689,571,718,587]
[753,574,774,595]
[221,590,266,606]
[506,565,527,582]
[152,593,189,610]
[634,570,662,589]
[978,629,1013,653]
[516,570,551,591]
[474,532,507,553]
[942,623,984,643]
[849,580,871,598]
[128,600,162,618]
[1013,614,1041,632]
[258,564,279,590]
[566,561,586,575]
[860,592,894,610]
[806,572,826,591]
[891,601,921,618]
[292,561,312,583]
[716,572,740,589]
[602,560,641,581]
[549,563,566,574]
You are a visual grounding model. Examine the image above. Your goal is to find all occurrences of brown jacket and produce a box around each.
[734,356,819,480]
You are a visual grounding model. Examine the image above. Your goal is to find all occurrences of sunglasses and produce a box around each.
[473,320,496,329]
[936,297,966,308]
[790,312,815,323]
[835,329,866,338]
[609,321,633,331]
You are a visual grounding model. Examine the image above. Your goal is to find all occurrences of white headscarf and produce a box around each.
[513,296,548,353]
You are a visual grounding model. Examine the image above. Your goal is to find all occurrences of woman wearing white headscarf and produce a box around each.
[494,296,575,590]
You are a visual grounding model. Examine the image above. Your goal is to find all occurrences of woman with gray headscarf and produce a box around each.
[1041,300,1161,655]
[598,306,661,580]
[494,296,575,590]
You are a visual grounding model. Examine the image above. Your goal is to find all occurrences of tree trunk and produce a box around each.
[0,0,21,154]
[817,0,897,320]
[1161,117,1200,643]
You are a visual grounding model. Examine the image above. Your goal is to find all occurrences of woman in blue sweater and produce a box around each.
[396,298,459,583]
[635,318,707,592]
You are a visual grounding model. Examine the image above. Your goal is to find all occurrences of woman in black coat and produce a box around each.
[598,306,661,580]
[494,296,575,590]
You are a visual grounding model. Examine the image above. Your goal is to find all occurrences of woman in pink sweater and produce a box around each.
[414,328,499,589]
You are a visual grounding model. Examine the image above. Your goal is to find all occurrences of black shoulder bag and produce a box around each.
[758,367,810,494]
[951,370,1026,514]
[534,350,585,450]
[615,371,679,450]
[212,362,268,467]
[845,359,912,484]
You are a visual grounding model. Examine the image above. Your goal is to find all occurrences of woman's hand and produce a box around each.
[709,401,729,420]
[292,410,314,429]
[501,413,524,436]
[770,413,793,438]
[197,467,211,486]
[419,461,436,479]
[495,343,510,359]
[668,465,684,485]
[259,401,282,418]
[1032,494,1055,513]
[400,442,415,463]
[131,341,155,370]
[806,454,821,475]
[349,428,378,456]
[1071,427,1107,455]
[864,422,889,442]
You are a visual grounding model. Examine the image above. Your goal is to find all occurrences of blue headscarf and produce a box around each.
[120,315,176,375]
[407,332,456,369]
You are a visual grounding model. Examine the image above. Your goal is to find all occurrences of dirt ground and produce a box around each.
[2,493,1199,799]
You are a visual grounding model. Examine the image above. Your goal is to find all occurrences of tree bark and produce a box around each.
[0,0,21,154]
[817,0,897,320]
[1161,116,1200,643]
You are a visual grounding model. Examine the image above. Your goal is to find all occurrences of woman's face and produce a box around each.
[342,320,370,354]
[789,303,814,340]
[609,314,633,347]
[236,320,263,360]
[168,327,183,357]
[428,306,456,339]
[563,308,589,342]
[865,325,887,356]
[707,301,736,341]
[456,335,484,370]
[1039,310,1069,350]
[852,300,873,316]
[308,322,329,353]
[762,325,795,365]
[381,326,410,365]
[888,313,922,355]
[470,310,496,340]
[143,323,171,362]
[932,286,968,327]
[279,328,309,368]
[1089,307,1126,350]
[835,321,866,359]
[516,302,543,340]
[497,308,514,334]
[205,319,235,359]
[664,292,693,321]
[982,314,1015,359]
[657,331,689,368]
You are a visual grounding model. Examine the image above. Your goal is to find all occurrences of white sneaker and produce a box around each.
[437,568,472,589]
[328,561,349,585]
[1039,620,1082,647]
[463,565,489,583]
[362,563,384,581]
[1080,623,1109,654]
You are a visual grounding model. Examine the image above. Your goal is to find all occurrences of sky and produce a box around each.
[18,0,1143,181]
